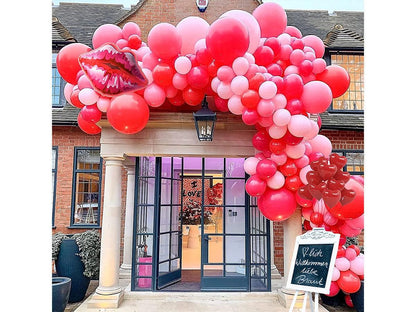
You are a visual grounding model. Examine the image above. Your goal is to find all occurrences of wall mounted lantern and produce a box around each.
[193,97,216,141]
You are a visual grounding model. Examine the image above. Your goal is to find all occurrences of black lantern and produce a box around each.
[193,97,216,141]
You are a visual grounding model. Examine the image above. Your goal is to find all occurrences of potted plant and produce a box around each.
[52,230,101,303]
[52,276,71,312]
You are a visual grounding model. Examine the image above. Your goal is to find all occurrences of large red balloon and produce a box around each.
[328,179,364,220]
[182,87,205,106]
[77,113,101,135]
[337,270,361,294]
[56,43,91,85]
[206,17,249,65]
[316,65,350,98]
[258,188,297,221]
[107,93,149,134]
[148,23,182,60]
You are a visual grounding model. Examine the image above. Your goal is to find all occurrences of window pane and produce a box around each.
[74,172,99,225]
[331,54,364,111]
[52,66,63,107]
[77,149,100,170]
[52,149,57,170]
[346,152,364,173]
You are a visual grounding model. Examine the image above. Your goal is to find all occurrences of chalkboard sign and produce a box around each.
[286,228,340,294]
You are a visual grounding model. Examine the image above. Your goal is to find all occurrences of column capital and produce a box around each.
[103,156,125,166]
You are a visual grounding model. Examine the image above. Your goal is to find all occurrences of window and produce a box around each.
[329,52,364,112]
[52,53,65,108]
[52,147,58,227]
[71,148,102,227]
[333,150,364,175]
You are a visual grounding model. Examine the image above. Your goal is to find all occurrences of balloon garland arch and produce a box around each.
[57,3,364,298]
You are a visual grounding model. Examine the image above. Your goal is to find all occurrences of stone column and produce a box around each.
[120,164,135,279]
[88,157,124,309]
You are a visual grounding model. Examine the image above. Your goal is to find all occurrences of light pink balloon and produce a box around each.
[273,109,291,126]
[244,52,255,64]
[230,75,249,95]
[79,88,99,105]
[313,199,327,214]
[290,49,305,66]
[285,143,306,159]
[92,24,123,49]
[210,77,221,93]
[172,73,188,90]
[64,83,74,104]
[259,81,277,100]
[271,94,287,110]
[97,96,111,113]
[339,223,362,237]
[312,58,327,74]
[345,248,358,261]
[303,120,319,140]
[193,38,206,53]
[268,124,287,139]
[232,57,250,76]
[148,23,182,60]
[176,16,210,55]
[144,83,166,107]
[335,257,350,272]
[345,214,364,230]
[288,114,311,137]
[284,65,299,76]
[217,66,235,82]
[142,52,159,70]
[221,10,261,54]
[294,155,309,169]
[257,99,275,117]
[332,267,340,281]
[350,256,364,276]
[217,82,233,99]
[285,25,302,38]
[267,171,285,189]
[228,95,244,115]
[323,212,338,226]
[142,68,153,85]
[174,56,192,75]
[277,33,291,45]
[122,22,141,40]
[136,46,151,61]
[299,165,312,184]
[302,35,325,58]
[77,75,92,90]
[270,152,287,166]
[301,81,333,114]
[116,38,128,49]
[244,157,260,175]
[308,134,332,158]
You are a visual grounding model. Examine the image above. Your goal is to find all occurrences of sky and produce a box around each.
[52,0,364,11]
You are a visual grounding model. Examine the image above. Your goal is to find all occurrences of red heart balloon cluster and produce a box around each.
[207,183,223,205]
[297,153,354,208]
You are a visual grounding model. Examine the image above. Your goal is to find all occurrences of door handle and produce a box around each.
[203,235,211,241]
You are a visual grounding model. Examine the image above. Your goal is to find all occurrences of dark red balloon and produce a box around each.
[249,73,267,91]
[187,66,209,90]
[280,160,298,177]
[285,175,303,191]
[252,131,271,152]
[245,174,267,196]
[256,159,277,180]
[283,74,303,100]
[182,87,205,106]
[310,212,323,225]
[253,45,274,66]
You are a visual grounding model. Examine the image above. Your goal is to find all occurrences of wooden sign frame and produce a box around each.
[286,228,340,294]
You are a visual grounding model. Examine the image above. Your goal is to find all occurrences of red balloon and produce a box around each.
[127,34,142,50]
[282,74,303,100]
[322,189,341,208]
[182,87,205,106]
[245,175,267,197]
[214,96,229,112]
[187,66,209,90]
[258,188,297,221]
[317,163,338,180]
[256,159,277,180]
[77,112,101,135]
[316,65,350,98]
[80,104,102,123]
[345,295,354,308]
[310,212,323,225]
[241,89,260,109]
[269,139,286,154]
[328,281,340,297]
[285,99,304,115]
[167,91,185,106]
[152,63,174,87]
[252,130,271,152]
[206,17,249,65]
[107,93,149,134]
[296,191,313,207]
[328,179,363,220]
[249,73,266,91]
[285,175,303,191]
[264,37,281,56]
[253,46,274,66]
[70,86,84,108]
[303,220,312,231]
[56,43,91,85]
[280,160,298,177]
[283,130,303,146]
[196,48,213,66]
[337,270,361,294]
[329,153,348,169]
[242,108,260,125]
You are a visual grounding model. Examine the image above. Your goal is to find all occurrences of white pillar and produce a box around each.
[88,157,124,308]
[120,164,135,278]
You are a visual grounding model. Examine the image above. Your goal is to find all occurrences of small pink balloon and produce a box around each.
[143,83,166,107]
[273,109,291,126]
[142,68,153,85]
[228,95,244,115]
[302,35,325,58]
[136,46,151,61]
[77,75,92,90]
[271,94,287,110]
[332,267,340,281]
[267,171,285,189]
[308,134,332,158]
[345,248,358,261]
[92,24,123,49]
[303,120,319,140]
[210,77,221,93]
[116,38,128,49]
[299,165,312,184]
[217,66,235,82]
[259,81,277,100]
[268,124,287,139]
[312,58,327,74]
[257,99,275,117]
[335,257,350,272]
[230,75,249,95]
[270,152,287,166]
[289,49,305,66]
[285,143,305,159]
[313,199,327,214]
[294,155,309,169]
[193,38,206,53]
[64,83,74,104]
[288,114,311,137]
[345,214,364,230]
[142,52,159,70]
[79,88,99,105]
[284,65,299,76]
[97,96,111,113]
[217,82,233,100]
[122,22,141,40]
[350,256,364,276]
[174,56,192,75]
[323,212,338,226]
[172,73,188,90]
[232,56,250,76]
[244,157,260,175]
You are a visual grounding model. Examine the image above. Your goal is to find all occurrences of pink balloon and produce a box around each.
[221,10,261,54]
[273,109,291,126]
[323,212,338,226]
[345,248,358,261]
[143,83,166,107]
[271,94,287,110]
[116,38,128,49]
[230,75,249,95]
[335,257,351,272]
[64,83,74,104]
[77,75,92,90]
[259,81,277,100]
[345,214,364,230]
[288,114,311,137]
[257,99,275,117]
[232,57,250,76]
[217,66,235,82]
[176,16,210,55]
[210,77,221,93]
[350,256,364,276]
[142,52,159,70]
[299,165,312,184]
[92,24,123,49]
[252,2,287,38]
[148,23,182,60]
[302,35,325,58]
[122,22,141,40]
[313,199,327,214]
[332,267,340,281]
[193,38,206,53]
[244,157,260,175]
[303,120,320,140]
[270,152,287,166]
[246,174,267,197]
[174,56,192,75]
[294,155,309,169]
[308,134,332,158]
[228,95,244,115]
[312,58,327,74]
[301,81,333,114]
[78,88,99,105]
[217,82,233,100]
[285,26,302,38]
[339,223,363,237]
[172,73,188,90]
[268,125,287,139]
[142,68,153,85]
[290,49,305,66]
[285,143,306,159]
[267,171,285,189]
